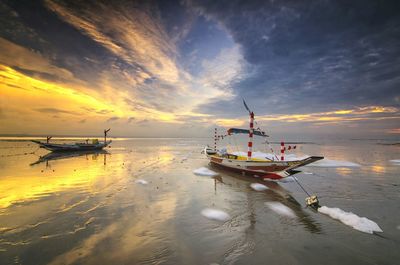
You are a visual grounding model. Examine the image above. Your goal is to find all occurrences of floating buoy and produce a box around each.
[305,195,320,210]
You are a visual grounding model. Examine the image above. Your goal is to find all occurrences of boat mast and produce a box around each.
[104,128,110,143]
[247,111,254,160]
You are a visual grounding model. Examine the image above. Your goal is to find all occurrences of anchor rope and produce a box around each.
[293,176,312,197]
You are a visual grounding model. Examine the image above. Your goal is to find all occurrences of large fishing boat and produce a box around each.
[31,129,111,152]
[204,101,323,180]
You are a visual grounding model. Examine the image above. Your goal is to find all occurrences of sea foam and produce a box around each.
[193,167,218,177]
[318,206,383,234]
[201,208,231,221]
[250,183,268,191]
[135,179,148,185]
[265,202,296,218]
[390,159,400,164]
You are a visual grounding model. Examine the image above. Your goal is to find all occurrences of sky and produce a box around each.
[0,0,399,139]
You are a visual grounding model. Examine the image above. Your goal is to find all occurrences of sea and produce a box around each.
[0,137,399,265]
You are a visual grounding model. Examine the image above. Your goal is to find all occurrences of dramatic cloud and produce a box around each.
[0,0,399,138]
[190,0,400,115]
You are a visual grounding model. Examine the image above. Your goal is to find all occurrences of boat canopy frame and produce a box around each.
[227,128,268,137]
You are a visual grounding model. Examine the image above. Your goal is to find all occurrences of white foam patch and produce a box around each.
[193,167,218,176]
[310,159,361,167]
[303,172,313,175]
[201,208,230,221]
[318,206,383,234]
[250,183,268,191]
[265,202,296,218]
[390,159,400,164]
[135,179,148,185]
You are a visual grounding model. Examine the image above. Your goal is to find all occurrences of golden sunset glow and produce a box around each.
[0,64,195,135]
[0,153,119,209]
[0,65,120,114]
[215,118,245,127]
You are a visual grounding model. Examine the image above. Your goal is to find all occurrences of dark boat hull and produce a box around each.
[31,140,111,152]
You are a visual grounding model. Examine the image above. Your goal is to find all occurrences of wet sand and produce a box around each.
[0,138,399,265]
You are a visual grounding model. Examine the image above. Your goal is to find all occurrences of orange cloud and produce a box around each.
[257,106,399,123]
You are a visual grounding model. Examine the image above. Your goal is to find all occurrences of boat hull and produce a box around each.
[32,140,111,152]
[205,148,323,180]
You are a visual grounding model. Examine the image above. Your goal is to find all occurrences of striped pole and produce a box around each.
[247,112,254,160]
[280,141,285,161]
[214,128,217,151]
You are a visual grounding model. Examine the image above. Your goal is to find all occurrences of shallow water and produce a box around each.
[0,138,399,265]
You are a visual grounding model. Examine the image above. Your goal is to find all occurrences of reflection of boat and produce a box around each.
[205,101,323,180]
[31,129,111,152]
[30,150,109,166]
[211,165,321,233]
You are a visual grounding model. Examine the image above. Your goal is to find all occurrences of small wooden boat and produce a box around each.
[204,102,323,180]
[31,129,111,152]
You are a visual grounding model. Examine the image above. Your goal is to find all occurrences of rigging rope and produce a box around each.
[252,116,280,160]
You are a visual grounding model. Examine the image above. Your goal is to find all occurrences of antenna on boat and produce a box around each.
[242,98,251,115]
[104,128,110,143]
[46,136,52,143]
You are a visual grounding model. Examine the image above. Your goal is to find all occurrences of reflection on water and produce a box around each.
[0,138,399,265]
[371,165,386,174]
[30,150,109,166]
[211,167,322,234]
[335,167,353,176]
[0,151,115,211]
